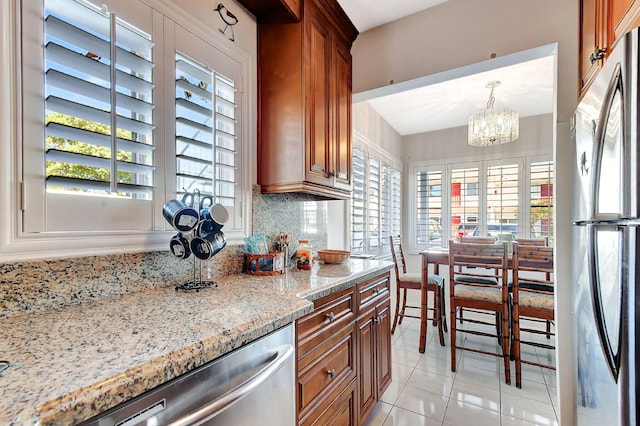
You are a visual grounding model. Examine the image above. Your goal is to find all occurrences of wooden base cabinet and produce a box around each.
[356,275,392,423]
[295,271,392,425]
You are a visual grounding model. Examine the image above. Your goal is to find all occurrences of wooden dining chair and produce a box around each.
[459,236,496,244]
[510,243,555,388]
[456,236,499,323]
[449,240,511,384]
[514,237,548,246]
[389,236,446,345]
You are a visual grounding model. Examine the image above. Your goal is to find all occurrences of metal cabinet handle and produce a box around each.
[373,287,380,294]
[326,312,335,322]
[589,46,607,65]
[167,344,294,426]
[326,368,336,379]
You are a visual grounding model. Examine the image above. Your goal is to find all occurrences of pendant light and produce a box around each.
[468,81,519,146]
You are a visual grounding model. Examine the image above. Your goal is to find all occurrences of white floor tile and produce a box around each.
[443,399,502,426]
[382,406,442,426]
[392,346,423,368]
[406,367,454,397]
[501,414,543,425]
[500,377,553,405]
[364,401,393,426]
[501,392,558,425]
[393,383,449,422]
[450,376,501,413]
[391,362,415,384]
[380,380,406,405]
[415,355,456,378]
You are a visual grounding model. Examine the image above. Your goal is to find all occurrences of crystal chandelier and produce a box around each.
[468,81,519,146]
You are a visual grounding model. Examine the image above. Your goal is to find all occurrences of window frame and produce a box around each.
[408,155,553,252]
[0,0,252,262]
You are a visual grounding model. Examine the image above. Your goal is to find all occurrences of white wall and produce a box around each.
[350,1,578,423]
[402,113,553,162]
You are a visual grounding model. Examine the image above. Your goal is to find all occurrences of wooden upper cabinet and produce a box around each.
[240,0,358,199]
[579,0,607,95]
[237,0,301,22]
[579,0,640,96]
[610,0,640,40]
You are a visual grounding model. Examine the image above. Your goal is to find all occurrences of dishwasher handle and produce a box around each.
[167,344,294,426]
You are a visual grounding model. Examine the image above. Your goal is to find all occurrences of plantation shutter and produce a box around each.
[530,160,554,245]
[416,169,442,246]
[368,157,381,249]
[351,147,365,253]
[390,169,401,239]
[175,54,237,208]
[450,166,479,239]
[380,165,391,246]
[44,0,155,196]
[486,163,519,238]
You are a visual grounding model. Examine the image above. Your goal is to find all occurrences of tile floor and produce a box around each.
[365,312,558,426]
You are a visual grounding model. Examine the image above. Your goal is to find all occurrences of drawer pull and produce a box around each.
[373,288,380,294]
[325,312,335,322]
[374,315,383,324]
[326,368,336,379]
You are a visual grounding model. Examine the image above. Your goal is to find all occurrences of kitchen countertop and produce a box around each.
[0,258,392,425]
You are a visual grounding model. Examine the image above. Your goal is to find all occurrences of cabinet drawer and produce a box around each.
[297,324,356,416]
[357,272,390,312]
[300,377,357,426]
[297,287,355,356]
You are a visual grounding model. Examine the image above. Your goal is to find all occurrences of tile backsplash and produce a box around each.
[0,186,329,318]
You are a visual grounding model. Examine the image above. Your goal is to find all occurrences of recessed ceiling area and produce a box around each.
[364,55,555,136]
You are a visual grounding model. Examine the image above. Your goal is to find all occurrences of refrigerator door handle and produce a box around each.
[590,61,626,220]
[587,224,624,382]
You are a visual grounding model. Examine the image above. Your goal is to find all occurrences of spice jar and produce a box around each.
[295,239,312,270]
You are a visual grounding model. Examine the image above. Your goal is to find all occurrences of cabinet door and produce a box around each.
[356,306,377,422]
[305,4,332,187]
[611,0,640,42]
[332,38,352,190]
[375,298,392,396]
[580,0,607,94]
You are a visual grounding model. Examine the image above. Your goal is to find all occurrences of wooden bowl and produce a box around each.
[317,249,350,264]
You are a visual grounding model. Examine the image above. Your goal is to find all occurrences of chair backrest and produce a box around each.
[449,240,508,288]
[514,237,548,246]
[459,236,496,245]
[512,243,554,296]
[389,235,407,280]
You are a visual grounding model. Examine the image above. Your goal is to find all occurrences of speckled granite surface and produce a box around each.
[0,259,392,425]
[0,247,246,319]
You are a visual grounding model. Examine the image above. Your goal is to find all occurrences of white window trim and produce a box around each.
[408,154,552,253]
[0,0,253,262]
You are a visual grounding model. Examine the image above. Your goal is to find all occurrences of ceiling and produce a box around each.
[336,0,556,136]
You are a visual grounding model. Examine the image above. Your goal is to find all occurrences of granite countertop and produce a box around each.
[0,258,393,425]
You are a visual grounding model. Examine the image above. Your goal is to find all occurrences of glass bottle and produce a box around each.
[296,239,312,270]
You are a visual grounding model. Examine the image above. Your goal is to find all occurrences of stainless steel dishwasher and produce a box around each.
[81,324,295,426]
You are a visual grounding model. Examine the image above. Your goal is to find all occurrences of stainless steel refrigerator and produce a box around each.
[572,27,639,425]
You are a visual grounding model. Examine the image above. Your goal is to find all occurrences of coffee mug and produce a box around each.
[163,197,199,232]
[197,218,223,241]
[200,203,229,228]
[191,232,227,260]
[169,233,191,259]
